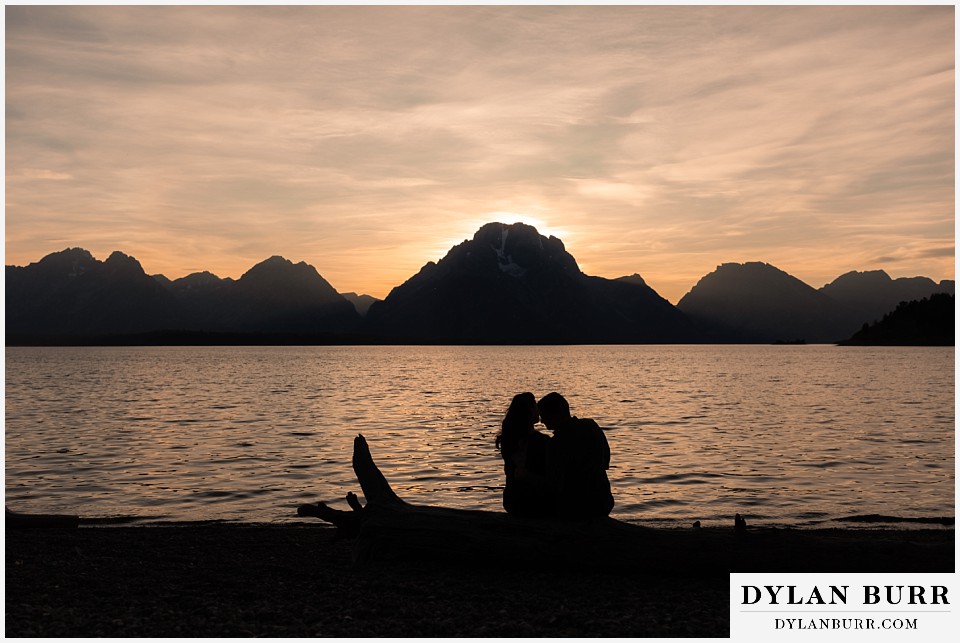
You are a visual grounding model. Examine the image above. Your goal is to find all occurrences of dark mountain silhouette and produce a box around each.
[342,292,379,316]
[677,262,955,343]
[220,256,358,333]
[676,262,848,343]
[6,250,359,339]
[152,273,174,288]
[167,271,235,294]
[6,248,181,335]
[615,273,648,287]
[364,222,699,343]
[155,271,236,330]
[839,294,954,346]
[819,270,954,328]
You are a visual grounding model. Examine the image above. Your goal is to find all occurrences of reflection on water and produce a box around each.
[4,345,954,528]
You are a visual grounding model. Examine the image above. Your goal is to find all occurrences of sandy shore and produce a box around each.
[4,523,952,638]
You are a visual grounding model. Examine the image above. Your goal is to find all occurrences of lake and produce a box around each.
[4,345,954,528]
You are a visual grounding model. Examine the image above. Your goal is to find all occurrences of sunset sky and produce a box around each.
[4,5,954,303]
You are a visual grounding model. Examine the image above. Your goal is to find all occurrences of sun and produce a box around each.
[485,212,569,240]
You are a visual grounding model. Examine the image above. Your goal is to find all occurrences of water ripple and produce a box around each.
[4,345,954,528]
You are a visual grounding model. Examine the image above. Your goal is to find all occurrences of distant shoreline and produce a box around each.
[5,332,953,347]
[0,330,785,347]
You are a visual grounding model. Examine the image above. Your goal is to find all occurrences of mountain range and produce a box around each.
[677,262,953,343]
[5,222,954,345]
[6,249,359,339]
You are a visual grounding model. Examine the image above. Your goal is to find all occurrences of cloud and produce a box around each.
[11,169,74,181]
[4,5,954,302]
[919,247,957,259]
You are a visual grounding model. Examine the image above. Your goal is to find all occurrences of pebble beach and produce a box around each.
[5,523,952,638]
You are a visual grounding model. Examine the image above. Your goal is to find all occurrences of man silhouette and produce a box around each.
[537,392,614,519]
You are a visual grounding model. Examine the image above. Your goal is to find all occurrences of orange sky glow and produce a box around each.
[4,5,954,303]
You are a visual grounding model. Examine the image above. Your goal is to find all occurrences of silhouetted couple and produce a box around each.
[496,392,614,521]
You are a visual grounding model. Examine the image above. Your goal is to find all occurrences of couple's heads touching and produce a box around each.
[501,391,572,436]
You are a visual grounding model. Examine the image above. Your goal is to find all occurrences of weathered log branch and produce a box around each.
[298,435,953,574]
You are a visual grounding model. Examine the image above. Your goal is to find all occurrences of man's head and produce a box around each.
[537,392,571,430]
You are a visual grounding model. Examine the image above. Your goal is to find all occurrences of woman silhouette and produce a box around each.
[496,392,553,517]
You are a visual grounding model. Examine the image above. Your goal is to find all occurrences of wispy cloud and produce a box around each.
[5,5,953,301]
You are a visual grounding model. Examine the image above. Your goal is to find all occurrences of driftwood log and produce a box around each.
[1,437,950,576]
[298,435,953,574]
[297,434,685,571]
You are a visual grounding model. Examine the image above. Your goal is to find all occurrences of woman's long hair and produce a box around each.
[495,392,538,452]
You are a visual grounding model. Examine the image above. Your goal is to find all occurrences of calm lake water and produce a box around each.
[4,345,954,528]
